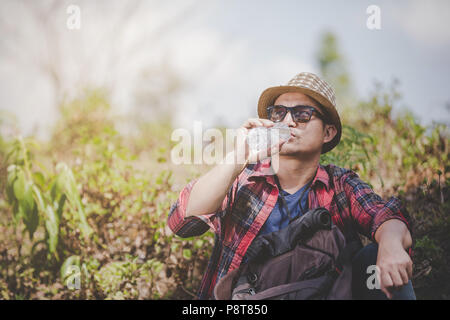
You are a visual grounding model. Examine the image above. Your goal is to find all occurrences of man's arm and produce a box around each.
[186,118,282,217]
[374,219,413,299]
[341,169,413,299]
[167,151,242,238]
[185,150,244,217]
[168,118,284,237]
[374,218,412,250]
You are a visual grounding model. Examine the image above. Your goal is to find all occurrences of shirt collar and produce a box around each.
[247,158,331,191]
[311,164,331,191]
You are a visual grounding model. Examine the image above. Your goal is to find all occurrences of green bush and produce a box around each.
[0,90,213,299]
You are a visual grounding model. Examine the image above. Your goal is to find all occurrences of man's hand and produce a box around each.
[235,118,286,164]
[185,117,286,218]
[377,239,413,299]
[374,219,413,299]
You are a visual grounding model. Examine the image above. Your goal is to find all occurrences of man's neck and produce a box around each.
[272,154,320,194]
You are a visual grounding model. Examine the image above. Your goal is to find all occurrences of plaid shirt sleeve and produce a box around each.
[341,170,412,242]
[167,178,237,238]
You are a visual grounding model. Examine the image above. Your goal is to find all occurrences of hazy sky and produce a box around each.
[1,0,449,138]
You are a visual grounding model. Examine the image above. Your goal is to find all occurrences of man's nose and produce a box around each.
[283,110,296,127]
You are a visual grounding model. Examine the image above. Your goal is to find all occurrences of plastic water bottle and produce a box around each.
[247,123,291,154]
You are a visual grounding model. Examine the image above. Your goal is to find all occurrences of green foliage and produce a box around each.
[3,136,91,260]
[415,236,443,260]
[321,124,376,178]
[54,162,92,239]
[0,89,214,299]
[93,257,165,299]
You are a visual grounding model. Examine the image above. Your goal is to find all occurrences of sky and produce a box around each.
[0,0,449,139]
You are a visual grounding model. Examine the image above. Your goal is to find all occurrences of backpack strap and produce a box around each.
[245,274,331,300]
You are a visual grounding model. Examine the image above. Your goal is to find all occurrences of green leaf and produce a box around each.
[50,179,61,202]
[6,165,18,201]
[15,178,39,239]
[33,171,45,186]
[56,194,67,221]
[12,202,23,225]
[182,249,192,260]
[194,239,204,249]
[13,170,26,201]
[56,163,92,238]
[7,164,17,184]
[45,205,59,254]
[23,204,39,239]
[21,182,35,214]
[6,184,15,204]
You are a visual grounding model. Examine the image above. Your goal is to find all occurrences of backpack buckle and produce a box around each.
[247,273,258,284]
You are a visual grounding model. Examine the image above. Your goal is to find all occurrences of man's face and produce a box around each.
[272,92,336,156]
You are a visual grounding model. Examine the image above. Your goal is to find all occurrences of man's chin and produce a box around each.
[280,140,300,153]
[278,145,319,157]
[278,147,301,157]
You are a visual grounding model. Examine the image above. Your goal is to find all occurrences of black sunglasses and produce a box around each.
[266,105,324,123]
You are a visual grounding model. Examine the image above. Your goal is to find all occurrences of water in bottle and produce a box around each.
[247,123,291,154]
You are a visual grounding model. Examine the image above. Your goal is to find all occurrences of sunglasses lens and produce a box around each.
[268,106,286,122]
[292,107,313,122]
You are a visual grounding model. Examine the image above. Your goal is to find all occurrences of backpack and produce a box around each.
[213,207,362,300]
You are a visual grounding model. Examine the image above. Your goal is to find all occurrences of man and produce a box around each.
[168,72,415,300]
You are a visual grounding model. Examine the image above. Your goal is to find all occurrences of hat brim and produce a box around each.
[257,85,341,154]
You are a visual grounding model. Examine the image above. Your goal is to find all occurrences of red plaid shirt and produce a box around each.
[167,159,411,299]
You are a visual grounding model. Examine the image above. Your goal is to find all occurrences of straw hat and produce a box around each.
[257,72,341,154]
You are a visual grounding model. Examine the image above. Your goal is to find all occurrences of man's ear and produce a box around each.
[323,124,337,144]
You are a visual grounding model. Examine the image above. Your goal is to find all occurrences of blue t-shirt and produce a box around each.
[258,183,310,236]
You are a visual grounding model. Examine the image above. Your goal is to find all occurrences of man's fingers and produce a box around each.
[380,264,410,299]
[380,269,394,299]
[258,118,275,127]
[398,267,410,286]
[381,285,393,299]
[242,118,274,129]
[389,269,406,288]
[384,289,393,299]
[242,118,262,129]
